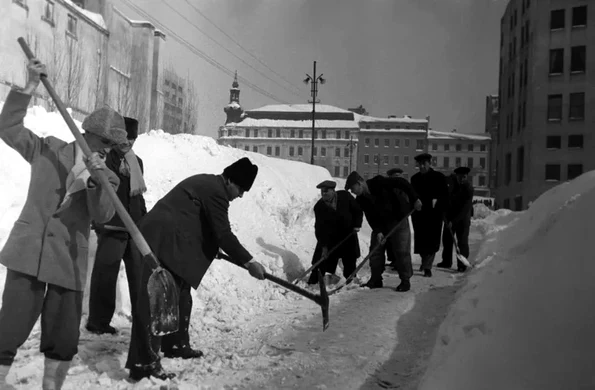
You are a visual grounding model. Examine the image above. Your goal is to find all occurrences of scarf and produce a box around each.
[58,144,91,209]
[119,149,147,196]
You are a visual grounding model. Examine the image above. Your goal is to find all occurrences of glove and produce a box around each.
[377,232,385,244]
[353,227,360,232]
[414,199,422,211]
[247,261,266,280]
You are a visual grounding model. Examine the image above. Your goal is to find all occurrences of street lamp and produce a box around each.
[304,61,326,165]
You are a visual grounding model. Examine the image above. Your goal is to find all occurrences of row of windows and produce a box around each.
[237,128,353,139]
[549,46,587,75]
[19,0,79,38]
[362,124,426,130]
[242,145,353,158]
[164,79,184,94]
[362,154,487,170]
[364,138,423,149]
[547,92,585,121]
[550,6,588,31]
[546,134,584,149]
[431,142,487,152]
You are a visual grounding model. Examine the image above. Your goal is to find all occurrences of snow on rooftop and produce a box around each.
[225,117,360,129]
[63,0,107,29]
[355,113,428,124]
[249,104,353,114]
[428,130,490,141]
[419,170,595,389]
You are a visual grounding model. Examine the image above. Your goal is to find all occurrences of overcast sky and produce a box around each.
[118,0,508,138]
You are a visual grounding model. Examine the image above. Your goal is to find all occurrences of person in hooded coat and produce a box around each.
[410,153,450,277]
[125,157,267,382]
[86,117,148,335]
[0,58,125,390]
[307,180,363,285]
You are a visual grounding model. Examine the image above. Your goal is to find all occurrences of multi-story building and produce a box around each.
[495,0,593,211]
[355,115,429,180]
[162,68,184,133]
[428,130,491,196]
[485,95,499,195]
[218,76,359,178]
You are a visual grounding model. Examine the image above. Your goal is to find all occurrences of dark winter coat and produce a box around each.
[0,89,119,291]
[356,175,418,235]
[313,190,363,260]
[137,173,252,289]
[446,177,474,225]
[93,150,147,238]
[410,168,449,254]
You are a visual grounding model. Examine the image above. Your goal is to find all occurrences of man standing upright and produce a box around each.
[345,172,421,292]
[307,180,363,285]
[438,166,474,272]
[87,117,148,335]
[410,153,449,277]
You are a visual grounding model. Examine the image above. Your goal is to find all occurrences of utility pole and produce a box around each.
[304,61,326,165]
[348,135,354,172]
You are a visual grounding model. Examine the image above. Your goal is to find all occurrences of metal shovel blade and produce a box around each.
[147,265,180,336]
[317,269,330,331]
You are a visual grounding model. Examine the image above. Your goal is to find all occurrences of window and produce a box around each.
[416,140,424,150]
[343,166,348,177]
[364,154,369,164]
[276,129,281,137]
[503,199,510,209]
[432,156,438,166]
[455,157,462,167]
[335,148,341,157]
[572,6,587,27]
[545,164,561,181]
[252,146,257,152]
[480,157,486,169]
[569,92,585,120]
[344,131,350,139]
[514,196,523,211]
[374,138,379,147]
[298,147,303,156]
[549,49,564,74]
[245,129,250,137]
[254,129,259,137]
[467,157,473,168]
[395,139,400,147]
[313,130,318,139]
[567,164,583,180]
[432,143,437,151]
[571,46,586,73]
[365,138,370,147]
[505,153,512,184]
[568,134,584,148]
[67,14,78,37]
[467,144,474,152]
[344,147,349,157]
[384,139,390,147]
[405,139,410,147]
[299,130,303,138]
[321,130,326,139]
[550,9,565,30]
[404,156,410,165]
[443,157,449,168]
[546,135,562,149]
[456,144,462,152]
[275,146,280,156]
[42,0,54,24]
[289,146,294,156]
[383,155,389,165]
[334,166,340,177]
[547,94,562,121]
[321,147,326,157]
[268,129,273,138]
[517,146,524,182]
[480,143,486,152]
[394,155,400,164]
[266,146,272,155]
[373,155,379,165]
[290,130,295,138]
[244,146,249,151]
[313,147,317,156]
[478,176,486,186]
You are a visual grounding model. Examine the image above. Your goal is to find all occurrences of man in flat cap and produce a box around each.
[387,167,404,178]
[438,166,474,272]
[345,171,421,292]
[410,153,449,277]
[125,157,267,381]
[87,116,148,335]
[307,180,363,285]
[0,58,124,389]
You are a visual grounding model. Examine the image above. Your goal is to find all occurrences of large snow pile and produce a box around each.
[0,102,346,339]
[419,173,595,389]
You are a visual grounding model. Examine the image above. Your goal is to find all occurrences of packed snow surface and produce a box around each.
[419,173,595,389]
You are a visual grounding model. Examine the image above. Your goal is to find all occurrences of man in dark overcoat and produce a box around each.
[410,153,450,277]
[86,117,148,335]
[307,180,363,285]
[438,166,474,272]
[345,172,421,292]
[0,59,125,389]
[125,157,266,382]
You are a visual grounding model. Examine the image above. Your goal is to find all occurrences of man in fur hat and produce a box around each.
[87,117,148,335]
[0,58,125,390]
[307,180,363,285]
[125,157,266,381]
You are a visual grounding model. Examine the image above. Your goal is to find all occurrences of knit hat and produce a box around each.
[223,157,259,192]
[82,107,127,145]
[124,117,139,140]
[344,171,364,190]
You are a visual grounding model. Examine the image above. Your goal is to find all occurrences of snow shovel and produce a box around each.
[17,38,180,337]
[328,210,415,296]
[216,251,330,331]
[447,225,471,268]
[293,230,356,285]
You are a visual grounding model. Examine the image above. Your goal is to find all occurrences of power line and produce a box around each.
[120,0,292,104]
[182,0,304,95]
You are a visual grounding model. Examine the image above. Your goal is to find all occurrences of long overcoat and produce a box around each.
[446,177,474,226]
[0,90,119,291]
[137,173,252,289]
[312,190,363,262]
[410,168,449,254]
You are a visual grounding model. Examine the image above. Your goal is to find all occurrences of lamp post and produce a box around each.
[424,115,431,153]
[304,61,326,165]
[348,135,355,173]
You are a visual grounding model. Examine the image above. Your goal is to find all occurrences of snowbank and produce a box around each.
[419,172,595,389]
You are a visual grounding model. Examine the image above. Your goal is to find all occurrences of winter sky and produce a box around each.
[117,0,509,137]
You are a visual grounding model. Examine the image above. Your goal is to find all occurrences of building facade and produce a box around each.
[495,0,593,211]
[428,130,491,196]
[485,95,499,195]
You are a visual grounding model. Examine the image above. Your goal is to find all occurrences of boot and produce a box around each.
[361,279,383,289]
[436,262,452,269]
[423,269,432,278]
[396,280,410,292]
[129,361,176,382]
[86,322,117,335]
[42,358,71,390]
[163,346,204,360]
[0,365,15,390]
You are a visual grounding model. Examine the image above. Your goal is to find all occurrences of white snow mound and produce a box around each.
[419,172,595,390]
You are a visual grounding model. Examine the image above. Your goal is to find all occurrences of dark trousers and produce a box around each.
[309,244,357,283]
[0,270,83,366]
[88,233,142,327]
[125,259,193,370]
[420,253,436,270]
[369,218,413,282]
[441,220,470,267]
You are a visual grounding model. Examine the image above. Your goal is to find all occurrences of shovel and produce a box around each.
[448,225,471,268]
[216,251,330,331]
[17,38,180,337]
